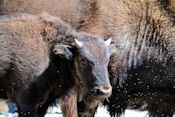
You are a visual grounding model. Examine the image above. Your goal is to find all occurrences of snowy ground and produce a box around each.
[95,106,149,117]
[0,105,149,117]
[45,106,149,117]
[1,104,175,117]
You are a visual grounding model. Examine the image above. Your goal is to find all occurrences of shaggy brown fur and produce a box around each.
[0,13,77,117]
[97,0,175,117]
[0,0,99,34]
[1,0,175,117]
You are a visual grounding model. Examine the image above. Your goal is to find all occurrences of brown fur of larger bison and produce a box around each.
[97,0,175,117]
[1,0,175,117]
[0,0,99,34]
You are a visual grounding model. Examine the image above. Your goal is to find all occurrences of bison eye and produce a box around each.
[79,57,87,66]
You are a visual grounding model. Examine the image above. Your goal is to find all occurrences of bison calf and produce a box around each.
[0,14,116,117]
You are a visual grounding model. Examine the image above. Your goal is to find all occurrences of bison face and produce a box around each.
[73,37,116,99]
[53,36,116,99]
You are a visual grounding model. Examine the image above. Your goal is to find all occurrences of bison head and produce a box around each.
[53,35,116,99]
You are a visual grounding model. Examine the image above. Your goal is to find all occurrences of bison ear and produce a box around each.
[109,44,117,55]
[53,45,73,60]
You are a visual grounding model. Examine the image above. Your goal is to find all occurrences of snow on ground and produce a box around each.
[38,105,150,117]
[45,105,149,117]
[95,105,149,117]
[1,105,175,117]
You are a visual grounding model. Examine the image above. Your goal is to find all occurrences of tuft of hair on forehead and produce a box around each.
[78,33,109,61]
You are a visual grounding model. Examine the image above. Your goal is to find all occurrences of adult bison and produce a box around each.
[0,13,116,117]
[98,0,175,117]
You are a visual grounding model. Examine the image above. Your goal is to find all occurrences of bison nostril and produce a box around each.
[99,86,112,94]
[94,86,112,97]
[90,85,112,98]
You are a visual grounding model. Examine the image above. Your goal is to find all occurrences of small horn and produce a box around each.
[105,38,112,46]
[75,39,83,48]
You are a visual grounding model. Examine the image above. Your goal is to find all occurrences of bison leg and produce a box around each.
[16,90,38,117]
[60,88,78,117]
[37,104,49,117]
[17,81,49,117]
[17,105,37,117]
[37,95,57,117]
[77,91,99,117]
[60,87,99,117]
[77,99,98,117]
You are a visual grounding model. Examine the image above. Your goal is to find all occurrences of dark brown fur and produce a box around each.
[0,13,78,116]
